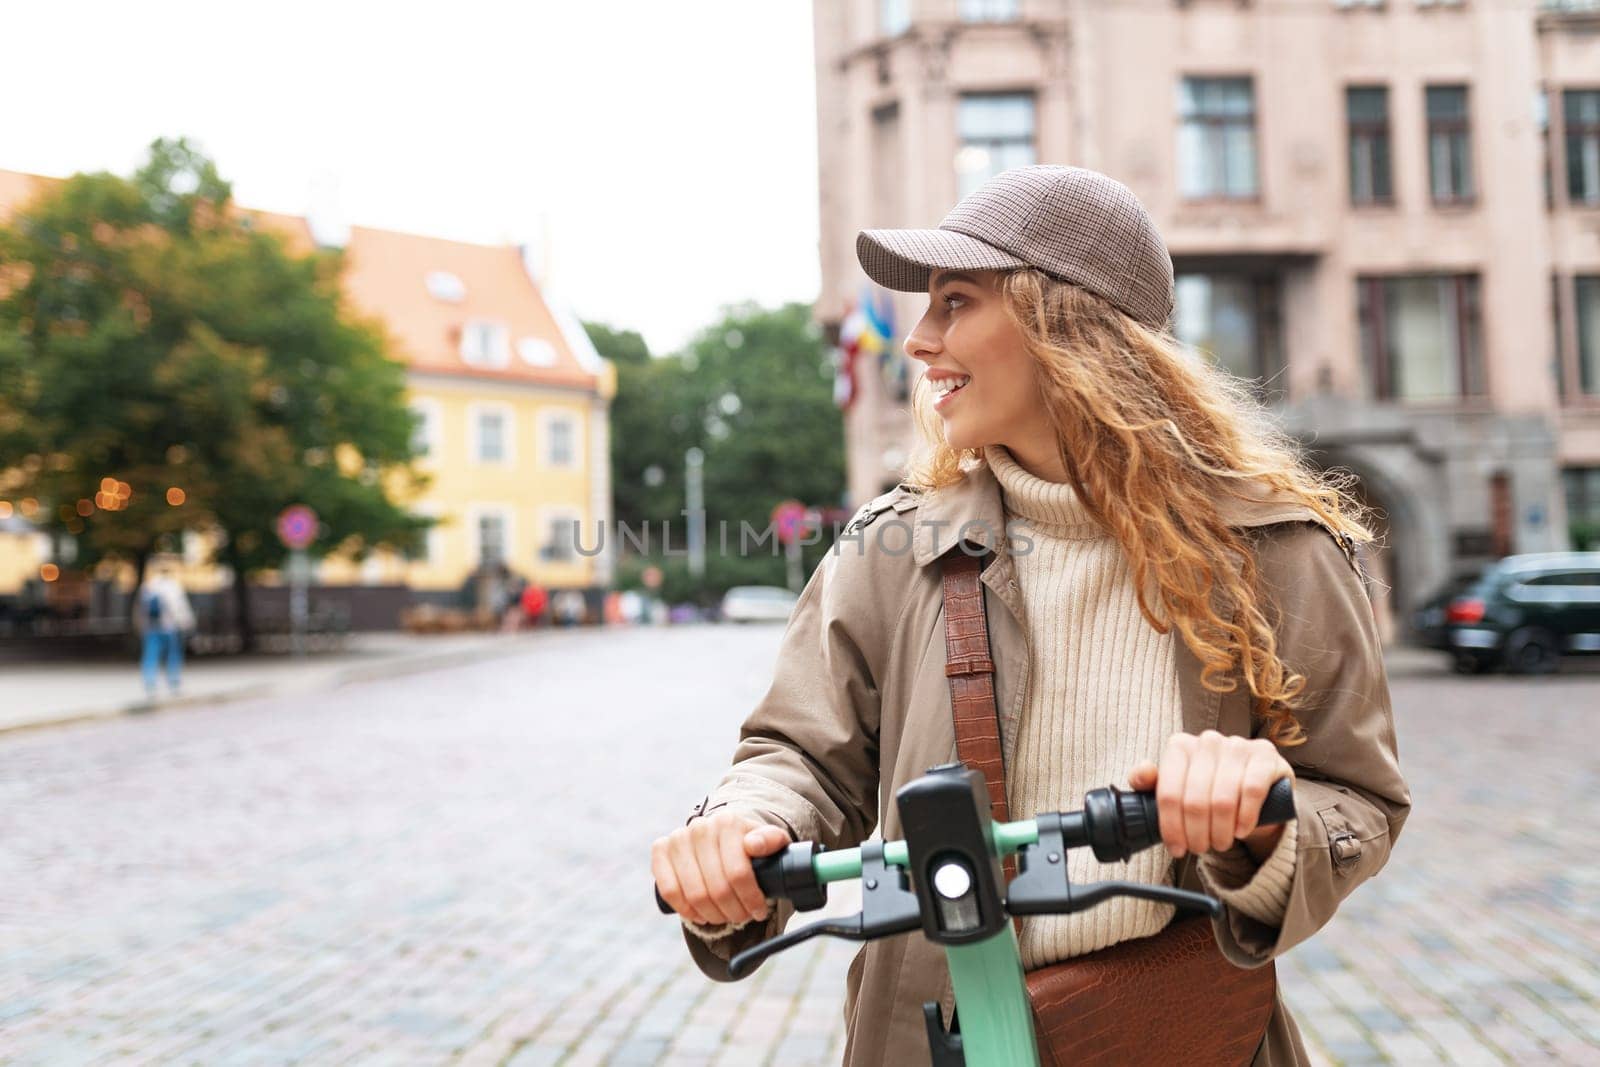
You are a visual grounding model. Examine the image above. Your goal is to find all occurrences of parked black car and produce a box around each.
[1411,569,1486,652]
[1438,552,1600,674]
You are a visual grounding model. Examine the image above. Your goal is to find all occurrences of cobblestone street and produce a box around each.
[1,625,1596,1065]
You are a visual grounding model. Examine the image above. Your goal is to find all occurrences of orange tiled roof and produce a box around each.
[0,168,604,392]
[0,169,52,223]
[340,226,599,390]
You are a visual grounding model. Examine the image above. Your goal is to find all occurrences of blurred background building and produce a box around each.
[814,0,1600,642]
[0,169,615,628]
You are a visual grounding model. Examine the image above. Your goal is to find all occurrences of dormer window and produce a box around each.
[461,319,511,368]
[518,337,558,367]
[426,271,466,303]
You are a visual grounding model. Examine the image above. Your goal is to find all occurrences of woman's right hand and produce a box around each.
[651,811,792,927]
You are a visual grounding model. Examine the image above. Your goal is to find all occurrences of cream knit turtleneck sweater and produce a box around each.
[984,443,1296,968]
[684,446,1298,961]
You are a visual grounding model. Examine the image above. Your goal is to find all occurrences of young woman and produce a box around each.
[651,166,1410,1065]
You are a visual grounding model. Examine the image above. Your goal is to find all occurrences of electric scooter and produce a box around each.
[656,762,1294,1067]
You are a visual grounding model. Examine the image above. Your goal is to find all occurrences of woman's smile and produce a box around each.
[931,373,971,410]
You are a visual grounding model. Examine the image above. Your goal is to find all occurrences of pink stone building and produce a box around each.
[813,0,1600,641]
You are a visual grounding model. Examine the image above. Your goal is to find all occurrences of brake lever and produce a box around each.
[728,916,862,979]
[1070,880,1222,919]
[727,840,921,979]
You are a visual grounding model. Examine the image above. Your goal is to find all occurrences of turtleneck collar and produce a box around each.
[982,444,1107,540]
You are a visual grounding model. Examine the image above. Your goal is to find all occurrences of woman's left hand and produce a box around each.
[1127,730,1294,863]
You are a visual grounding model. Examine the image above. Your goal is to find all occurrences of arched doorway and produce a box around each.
[1303,444,1443,648]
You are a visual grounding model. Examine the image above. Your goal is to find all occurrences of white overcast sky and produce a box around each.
[3,1,821,355]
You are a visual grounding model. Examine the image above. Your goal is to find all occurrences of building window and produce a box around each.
[1565,90,1600,205]
[409,400,440,459]
[1578,275,1600,395]
[540,511,582,563]
[1178,77,1258,201]
[1347,86,1393,205]
[518,337,558,366]
[1538,89,1554,209]
[872,102,902,225]
[477,511,508,566]
[1357,275,1484,401]
[881,0,910,37]
[959,0,1019,20]
[1174,273,1285,401]
[1564,468,1600,525]
[424,271,465,303]
[461,319,511,368]
[404,518,434,564]
[542,411,580,468]
[1553,273,1568,401]
[1426,85,1474,205]
[404,505,442,565]
[956,94,1036,200]
[474,407,512,464]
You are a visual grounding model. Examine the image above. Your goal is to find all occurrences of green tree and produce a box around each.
[583,320,691,532]
[588,302,846,601]
[0,138,429,648]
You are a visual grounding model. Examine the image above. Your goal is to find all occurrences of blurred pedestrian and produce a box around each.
[135,560,195,698]
[520,581,549,628]
[501,575,528,632]
[552,589,584,627]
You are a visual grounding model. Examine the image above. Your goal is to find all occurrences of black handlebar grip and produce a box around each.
[1257,776,1297,828]
[751,851,788,899]
[1087,776,1297,863]
[654,847,813,916]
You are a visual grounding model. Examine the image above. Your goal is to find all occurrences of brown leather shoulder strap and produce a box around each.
[940,551,1009,823]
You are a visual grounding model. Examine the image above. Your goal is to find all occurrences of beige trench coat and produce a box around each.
[678,458,1411,1066]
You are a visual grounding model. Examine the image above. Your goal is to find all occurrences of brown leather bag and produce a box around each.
[940,551,1277,1067]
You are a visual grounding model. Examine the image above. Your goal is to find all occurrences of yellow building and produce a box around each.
[0,170,615,607]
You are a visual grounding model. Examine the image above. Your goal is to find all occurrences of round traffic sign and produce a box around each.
[772,499,808,546]
[277,505,318,550]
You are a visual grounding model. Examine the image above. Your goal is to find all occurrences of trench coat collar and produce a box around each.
[909,458,1326,568]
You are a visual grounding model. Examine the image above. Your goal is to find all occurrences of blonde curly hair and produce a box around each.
[903,269,1375,746]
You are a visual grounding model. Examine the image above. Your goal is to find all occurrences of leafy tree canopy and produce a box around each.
[0,138,429,634]
[586,302,846,598]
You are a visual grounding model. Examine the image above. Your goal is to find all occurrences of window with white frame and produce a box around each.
[403,504,443,565]
[1178,77,1258,200]
[425,271,465,303]
[540,510,583,563]
[473,406,513,464]
[409,399,441,459]
[956,94,1036,200]
[881,0,910,37]
[476,510,509,566]
[543,411,581,468]
[518,337,558,366]
[460,319,511,368]
[960,0,1019,20]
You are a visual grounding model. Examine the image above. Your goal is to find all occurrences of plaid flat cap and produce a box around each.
[857,165,1175,331]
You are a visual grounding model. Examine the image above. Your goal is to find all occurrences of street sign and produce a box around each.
[277,505,318,550]
[772,500,808,546]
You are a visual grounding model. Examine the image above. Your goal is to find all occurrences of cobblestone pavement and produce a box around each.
[0,626,1595,1065]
